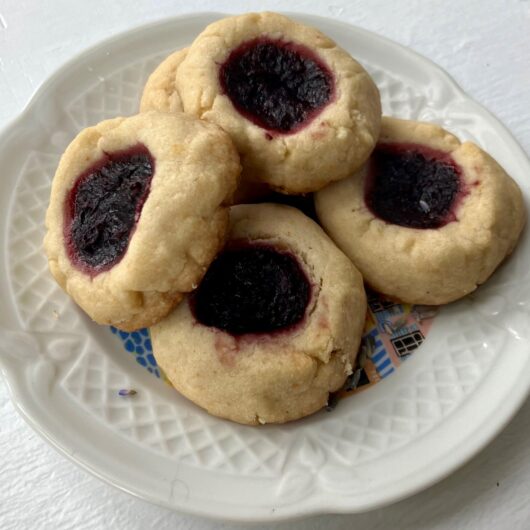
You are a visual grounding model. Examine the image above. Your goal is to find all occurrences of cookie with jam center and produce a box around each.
[315,116,526,305]
[44,111,240,330]
[151,204,367,425]
[175,12,381,194]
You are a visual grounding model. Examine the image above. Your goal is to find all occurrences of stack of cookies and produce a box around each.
[44,13,525,425]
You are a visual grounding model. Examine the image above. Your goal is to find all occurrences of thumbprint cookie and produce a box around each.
[151,203,367,424]
[175,12,381,194]
[315,117,525,304]
[44,111,240,330]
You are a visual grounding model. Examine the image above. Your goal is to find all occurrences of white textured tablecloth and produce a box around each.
[1,1,529,528]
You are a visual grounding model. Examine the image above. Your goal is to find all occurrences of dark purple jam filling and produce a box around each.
[192,243,311,335]
[64,144,154,275]
[365,143,463,229]
[219,38,334,134]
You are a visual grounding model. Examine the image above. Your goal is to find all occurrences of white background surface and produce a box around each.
[1,1,529,529]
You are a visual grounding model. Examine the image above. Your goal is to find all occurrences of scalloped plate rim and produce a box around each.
[1,12,530,523]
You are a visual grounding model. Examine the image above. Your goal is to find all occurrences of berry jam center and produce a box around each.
[365,143,463,229]
[219,38,334,134]
[64,144,154,274]
[192,243,311,335]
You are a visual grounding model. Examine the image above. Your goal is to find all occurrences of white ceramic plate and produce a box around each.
[1,12,529,523]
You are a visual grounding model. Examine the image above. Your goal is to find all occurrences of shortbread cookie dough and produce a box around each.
[151,204,367,424]
[44,111,240,330]
[139,48,188,113]
[176,12,381,194]
[315,117,526,305]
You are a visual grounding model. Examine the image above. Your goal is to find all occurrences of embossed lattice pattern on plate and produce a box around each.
[68,53,168,126]
[7,150,85,333]
[63,346,287,476]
